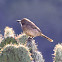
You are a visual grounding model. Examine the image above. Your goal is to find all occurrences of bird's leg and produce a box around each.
[28,36,34,40]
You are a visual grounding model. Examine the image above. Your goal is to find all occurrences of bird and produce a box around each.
[17,18,53,42]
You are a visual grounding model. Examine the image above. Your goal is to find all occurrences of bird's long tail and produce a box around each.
[41,34,53,42]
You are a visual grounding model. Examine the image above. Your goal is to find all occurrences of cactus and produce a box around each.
[0,26,45,62]
[26,38,37,53]
[33,51,45,62]
[0,26,18,49]
[4,26,15,38]
[0,37,18,49]
[53,43,62,62]
[15,33,28,44]
[0,44,32,62]
[26,38,45,62]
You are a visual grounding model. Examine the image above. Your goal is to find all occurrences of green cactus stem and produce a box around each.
[15,33,28,44]
[33,51,45,62]
[0,37,18,49]
[53,43,62,62]
[0,44,32,62]
[26,38,37,53]
[26,38,44,62]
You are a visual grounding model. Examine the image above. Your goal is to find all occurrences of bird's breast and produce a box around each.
[22,25,41,37]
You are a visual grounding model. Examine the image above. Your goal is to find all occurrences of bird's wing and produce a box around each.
[28,21,41,32]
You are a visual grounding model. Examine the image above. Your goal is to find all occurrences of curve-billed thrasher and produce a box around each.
[17,18,53,42]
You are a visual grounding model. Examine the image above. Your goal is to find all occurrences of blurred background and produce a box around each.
[0,0,62,62]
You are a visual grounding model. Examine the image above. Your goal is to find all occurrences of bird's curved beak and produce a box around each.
[17,20,21,22]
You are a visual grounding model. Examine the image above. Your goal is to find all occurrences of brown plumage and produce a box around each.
[17,18,53,42]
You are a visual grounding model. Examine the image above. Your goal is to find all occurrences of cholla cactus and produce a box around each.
[0,44,32,62]
[4,26,15,38]
[53,43,62,62]
[0,26,45,62]
[26,38,37,53]
[15,33,28,44]
[33,51,45,62]
[0,27,17,50]
[0,37,17,49]
[26,38,44,62]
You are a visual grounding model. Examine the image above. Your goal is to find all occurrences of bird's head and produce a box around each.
[17,18,30,25]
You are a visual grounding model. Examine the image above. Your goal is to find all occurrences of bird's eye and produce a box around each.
[22,23,25,25]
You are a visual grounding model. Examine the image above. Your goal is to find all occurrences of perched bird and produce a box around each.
[17,18,53,42]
